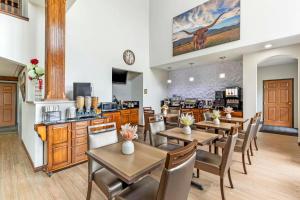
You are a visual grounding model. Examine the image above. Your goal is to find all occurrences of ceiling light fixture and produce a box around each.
[189,63,195,82]
[264,44,272,49]
[219,73,226,79]
[167,79,172,84]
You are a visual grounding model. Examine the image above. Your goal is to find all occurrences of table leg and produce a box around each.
[191,180,204,190]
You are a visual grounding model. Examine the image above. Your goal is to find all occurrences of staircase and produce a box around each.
[0,0,27,20]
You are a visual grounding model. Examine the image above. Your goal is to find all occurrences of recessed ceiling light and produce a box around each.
[167,79,172,84]
[189,77,194,82]
[264,44,272,49]
[219,73,226,79]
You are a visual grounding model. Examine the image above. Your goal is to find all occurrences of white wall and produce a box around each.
[243,44,300,143]
[257,63,298,128]
[149,0,300,67]
[66,0,168,113]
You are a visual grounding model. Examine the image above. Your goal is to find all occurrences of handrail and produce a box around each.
[0,0,28,21]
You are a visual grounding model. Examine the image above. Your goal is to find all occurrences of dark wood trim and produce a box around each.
[0,76,18,81]
[21,140,45,172]
[0,10,29,21]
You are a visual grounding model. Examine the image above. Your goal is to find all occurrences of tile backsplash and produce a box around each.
[167,61,243,99]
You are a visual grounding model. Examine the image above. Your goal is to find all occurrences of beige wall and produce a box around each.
[243,44,300,143]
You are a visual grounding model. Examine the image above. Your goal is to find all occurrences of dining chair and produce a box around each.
[166,108,180,127]
[149,115,182,151]
[253,112,262,151]
[86,123,126,200]
[143,107,153,112]
[203,111,213,121]
[216,118,256,175]
[115,140,198,200]
[143,109,155,142]
[194,127,239,200]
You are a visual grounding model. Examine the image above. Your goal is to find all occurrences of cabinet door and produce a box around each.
[121,114,130,125]
[47,123,72,172]
[103,113,114,122]
[114,112,121,131]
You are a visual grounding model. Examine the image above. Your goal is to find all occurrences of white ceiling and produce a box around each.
[258,55,298,67]
[155,34,300,71]
[0,58,24,77]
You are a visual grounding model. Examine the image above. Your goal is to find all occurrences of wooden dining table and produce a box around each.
[158,127,219,147]
[219,117,248,130]
[195,121,239,134]
[86,141,167,185]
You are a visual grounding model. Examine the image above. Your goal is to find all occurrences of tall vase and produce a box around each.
[34,79,43,101]
[182,126,192,135]
[213,118,220,125]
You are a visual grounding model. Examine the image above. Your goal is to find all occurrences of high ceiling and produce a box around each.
[0,58,24,77]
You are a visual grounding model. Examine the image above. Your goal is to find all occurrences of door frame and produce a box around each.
[263,78,294,127]
[0,82,18,128]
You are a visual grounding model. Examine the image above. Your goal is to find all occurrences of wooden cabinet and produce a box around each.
[103,112,121,131]
[130,109,139,125]
[120,110,130,125]
[71,121,90,164]
[47,123,72,172]
[120,108,139,126]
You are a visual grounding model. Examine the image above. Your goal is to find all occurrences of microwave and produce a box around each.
[101,102,118,112]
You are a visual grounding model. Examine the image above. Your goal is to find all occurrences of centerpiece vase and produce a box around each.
[226,113,232,119]
[182,126,192,135]
[213,118,220,125]
[34,79,43,101]
[122,140,134,155]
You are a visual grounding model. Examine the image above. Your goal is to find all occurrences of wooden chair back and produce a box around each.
[156,140,198,200]
[143,107,152,112]
[253,112,262,138]
[242,118,256,152]
[144,110,155,131]
[220,127,238,176]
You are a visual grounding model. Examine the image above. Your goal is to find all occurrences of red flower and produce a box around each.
[30,58,39,65]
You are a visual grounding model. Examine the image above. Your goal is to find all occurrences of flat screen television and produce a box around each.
[112,69,128,84]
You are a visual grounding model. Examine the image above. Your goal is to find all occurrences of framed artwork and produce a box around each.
[19,71,26,101]
[172,0,240,56]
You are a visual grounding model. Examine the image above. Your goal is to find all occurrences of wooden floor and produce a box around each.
[1,130,300,200]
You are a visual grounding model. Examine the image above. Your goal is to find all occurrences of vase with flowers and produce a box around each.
[224,106,234,119]
[28,58,45,101]
[212,110,221,125]
[180,113,195,135]
[120,124,138,155]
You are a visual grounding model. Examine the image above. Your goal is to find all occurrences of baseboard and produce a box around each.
[21,140,45,172]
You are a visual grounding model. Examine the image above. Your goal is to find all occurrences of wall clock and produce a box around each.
[123,50,135,65]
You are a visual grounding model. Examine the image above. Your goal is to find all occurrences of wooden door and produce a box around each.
[0,83,16,127]
[47,123,72,172]
[264,79,293,127]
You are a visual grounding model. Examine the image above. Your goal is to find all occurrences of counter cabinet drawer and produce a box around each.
[120,110,131,115]
[91,118,108,125]
[72,121,90,130]
[72,135,87,146]
[72,144,88,163]
[72,128,88,139]
[130,109,139,115]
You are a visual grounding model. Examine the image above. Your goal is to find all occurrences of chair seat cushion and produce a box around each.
[116,176,159,200]
[215,138,243,152]
[158,143,182,152]
[94,168,124,198]
[195,149,221,175]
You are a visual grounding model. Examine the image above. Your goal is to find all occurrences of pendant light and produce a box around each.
[219,56,226,79]
[167,67,172,84]
[189,63,195,82]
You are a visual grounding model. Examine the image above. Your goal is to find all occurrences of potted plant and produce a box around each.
[224,106,234,119]
[212,110,221,125]
[28,58,45,101]
[180,113,194,135]
[120,123,138,155]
